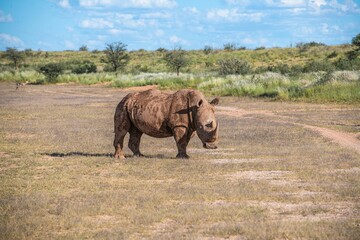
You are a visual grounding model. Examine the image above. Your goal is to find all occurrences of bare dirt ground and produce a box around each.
[1,82,360,239]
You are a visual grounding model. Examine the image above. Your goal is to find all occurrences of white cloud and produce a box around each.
[108,28,136,35]
[0,33,24,47]
[170,35,187,45]
[114,14,147,27]
[207,9,264,22]
[321,23,342,34]
[80,18,114,29]
[280,0,306,6]
[155,29,164,36]
[288,7,307,13]
[309,0,326,8]
[79,0,114,7]
[183,7,199,14]
[328,0,360,13]
[79,0,177,8]
[141,12,171,19]
[64,40,75,49]
[66,26,74,32]
[0,11,13,22]
[242,38,255,44]
[58,0,71,8]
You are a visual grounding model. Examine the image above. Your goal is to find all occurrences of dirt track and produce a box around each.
[217,106,360,155]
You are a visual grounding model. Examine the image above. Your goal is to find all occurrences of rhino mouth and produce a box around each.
[203,142,217,149]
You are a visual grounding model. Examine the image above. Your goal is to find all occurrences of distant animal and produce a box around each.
[16,81,28,90]
[113,89,219,159]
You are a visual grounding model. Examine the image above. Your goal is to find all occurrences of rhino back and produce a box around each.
[127,89,173,138]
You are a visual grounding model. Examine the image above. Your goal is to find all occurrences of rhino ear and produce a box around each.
[210,97,219,106]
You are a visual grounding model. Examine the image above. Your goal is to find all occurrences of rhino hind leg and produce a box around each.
[128,127,144,157]
[114,106,131,159]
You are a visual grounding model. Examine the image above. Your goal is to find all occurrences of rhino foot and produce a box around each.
[133,152,145,158]
[176,153,190,159]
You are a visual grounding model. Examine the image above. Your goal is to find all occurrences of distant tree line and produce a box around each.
[2,33,360,82]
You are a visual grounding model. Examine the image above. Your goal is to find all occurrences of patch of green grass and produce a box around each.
[57,73,116,85]
[111,73,209,90]
[300,82,360,103]
[0,70,45,83]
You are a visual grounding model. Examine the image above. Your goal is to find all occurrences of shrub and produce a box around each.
[296,42,326,53]
[156,48,167,52]
[255,46,266,51]
[334,58,360,70]
[203,45,213,55]
[38,62,63,83]
[217,58,251,75]
[351,33,360,49]
[72,60,97,74]
[327,51,338,59]
[267,64,290,75]
[79,45,88,51]
[223,43,237,51]
[303,60,334,72]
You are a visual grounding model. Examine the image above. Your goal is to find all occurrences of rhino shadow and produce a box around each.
[44,152,175,159]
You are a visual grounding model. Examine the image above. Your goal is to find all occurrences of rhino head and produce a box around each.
[190,95,220,149]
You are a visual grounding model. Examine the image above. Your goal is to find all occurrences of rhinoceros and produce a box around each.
[113,89,219,159]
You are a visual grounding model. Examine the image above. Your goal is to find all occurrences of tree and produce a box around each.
[101,42,130,73]
[4,47,25,70]
[164,47,188,76]
[79,45,88,51]
[351,33,360,49]
[346,33,360,60]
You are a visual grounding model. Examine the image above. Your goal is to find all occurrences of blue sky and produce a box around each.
[0,0,359,51]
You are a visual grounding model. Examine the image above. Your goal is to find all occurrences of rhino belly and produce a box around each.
[130,105,173,138]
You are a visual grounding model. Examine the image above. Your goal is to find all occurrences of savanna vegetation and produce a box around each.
[1,34,360,102]
[1,36,360,239]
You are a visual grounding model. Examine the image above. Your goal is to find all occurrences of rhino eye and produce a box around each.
[205,121,213,128]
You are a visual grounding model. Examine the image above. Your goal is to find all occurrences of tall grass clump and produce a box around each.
[292,71,360,102]
[57,73,116,85]
[111,73,209,90]
[198,72,295,98]
[0,70,45,83]
[300,81,360,102]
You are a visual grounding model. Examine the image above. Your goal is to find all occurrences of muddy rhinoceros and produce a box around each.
[113,89,219,159]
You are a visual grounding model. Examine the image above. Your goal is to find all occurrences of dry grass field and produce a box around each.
[1,82,360,239]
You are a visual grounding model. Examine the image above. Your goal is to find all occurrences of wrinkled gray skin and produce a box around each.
[113,89,219,159]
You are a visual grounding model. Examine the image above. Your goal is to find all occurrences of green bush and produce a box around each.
[218,58,251,75]
[303,60,334,72]
[334,58,360,70]
[203,45,213,55]
[38,63,63,83]
[223,43,237,51]
[72,60,97,74]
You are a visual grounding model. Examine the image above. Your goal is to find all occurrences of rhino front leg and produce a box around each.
[173,127,190,159]
[128,127,144,157]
